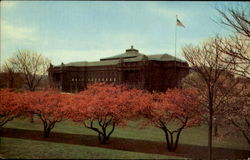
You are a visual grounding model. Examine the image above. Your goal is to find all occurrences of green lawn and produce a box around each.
[4,118,250,151]
[0,137,180,159]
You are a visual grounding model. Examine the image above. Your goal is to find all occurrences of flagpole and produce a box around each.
[175,15,177,75]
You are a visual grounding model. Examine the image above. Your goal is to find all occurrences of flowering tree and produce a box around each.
[0,89,24,127]
[138,88,201,152]
[24,89,68,138]
[69,83,142,144]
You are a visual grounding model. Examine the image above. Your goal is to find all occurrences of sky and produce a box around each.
[0,1,247,66]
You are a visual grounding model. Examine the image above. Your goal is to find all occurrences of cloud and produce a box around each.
[0,20,40,63]
[44,31,151,54]
[45,49,122,66]
[1,20,38,41]
[0,1,16,8]
[146,3,194,20]
[93,33,151,50]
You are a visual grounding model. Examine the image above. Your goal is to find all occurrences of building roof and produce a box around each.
[61,60,119,67]
[148,54,184,62]
[100,45,142,61]
[55,46,186,67]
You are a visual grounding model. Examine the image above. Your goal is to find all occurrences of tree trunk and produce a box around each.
[163,129,182,152]
[43,124,52,138]
[98,128,108,144]
[43,128,51,138]
[208,87,214,160]
[208,106,213,160]
[213,122,218,137]
[84,121,115,144]
[163,129,171,150]
[170,133,174,151]
[30,117,34,123]
[99,134,109,144]
[173,129,183,151]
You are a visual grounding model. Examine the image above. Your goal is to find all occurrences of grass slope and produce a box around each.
[4,118,250,151]
[0,137,181,159]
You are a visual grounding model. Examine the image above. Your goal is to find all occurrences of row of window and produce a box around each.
[72,78,83,82]
[88,78,116,82]
[71,77,117,82]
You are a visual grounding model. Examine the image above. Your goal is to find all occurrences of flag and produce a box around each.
[176,18,185,28]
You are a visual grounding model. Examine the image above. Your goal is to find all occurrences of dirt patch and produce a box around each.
[1,128,249,159]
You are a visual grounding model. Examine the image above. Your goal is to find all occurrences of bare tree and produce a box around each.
[184,64,249,136]
[214,34,250,78]
[217,5,250,38]
[216,5,250,77]
[211,5,250,145]
[7,50,51,91]
[222,78,250,145]
[182,37,238,160]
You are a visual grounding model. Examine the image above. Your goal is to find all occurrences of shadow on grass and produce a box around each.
[1,127,249,159]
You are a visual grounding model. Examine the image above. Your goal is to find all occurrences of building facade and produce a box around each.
[48,46,189,92]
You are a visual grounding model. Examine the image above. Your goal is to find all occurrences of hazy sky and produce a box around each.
[0,1,246,65]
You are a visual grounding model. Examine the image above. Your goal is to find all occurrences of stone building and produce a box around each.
[48,46,189,92]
